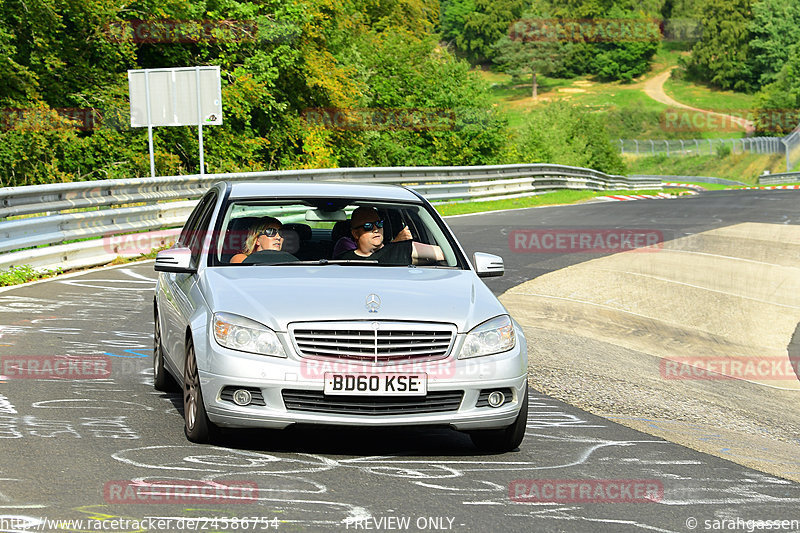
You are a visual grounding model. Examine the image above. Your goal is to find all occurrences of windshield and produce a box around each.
[211,198,463,268]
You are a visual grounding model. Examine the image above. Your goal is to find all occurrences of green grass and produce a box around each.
[648,42,689,74]
[663,75,756,115]
[0,265,62,287]
[478,70,574,130]
[434,189,685,216]
[663,181,730,190]
[624,153,787,184]
[566,86,667,111]
[482,70,575,100]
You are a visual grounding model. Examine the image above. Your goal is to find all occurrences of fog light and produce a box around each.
[487,391,505,407]
[232,389,253,406]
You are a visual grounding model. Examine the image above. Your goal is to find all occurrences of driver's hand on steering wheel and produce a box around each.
[392,225,412,242]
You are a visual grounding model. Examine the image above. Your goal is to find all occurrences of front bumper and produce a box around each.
[199,336,528,431]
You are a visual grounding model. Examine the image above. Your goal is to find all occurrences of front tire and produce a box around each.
[183,339,217,443]
[469,386,528,453]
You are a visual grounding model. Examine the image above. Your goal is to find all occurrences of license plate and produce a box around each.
[323,373,427,396]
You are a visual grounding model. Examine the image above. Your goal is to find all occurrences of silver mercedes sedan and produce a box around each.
[153,181,528,452]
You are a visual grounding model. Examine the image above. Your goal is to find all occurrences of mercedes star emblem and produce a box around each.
[365,293,381,313]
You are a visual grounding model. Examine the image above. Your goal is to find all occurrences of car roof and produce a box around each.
[224,181,423,203]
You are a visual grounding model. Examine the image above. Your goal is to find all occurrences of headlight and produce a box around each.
[459,315,515,359]
[212,312,286,358]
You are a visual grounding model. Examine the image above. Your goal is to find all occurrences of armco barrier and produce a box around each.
[631,174,747,186]
[0,165,661,272]
[757,171,800,185]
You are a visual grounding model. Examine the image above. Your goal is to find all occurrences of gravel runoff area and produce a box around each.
[501,222,800,482]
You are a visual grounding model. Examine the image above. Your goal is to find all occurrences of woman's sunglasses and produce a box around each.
[355,220,384,232]
[259,228,283,238]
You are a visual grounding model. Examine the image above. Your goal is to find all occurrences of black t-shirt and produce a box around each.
[336,240,413,264]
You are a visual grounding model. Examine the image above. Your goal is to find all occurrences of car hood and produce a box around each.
[200,266,508,332]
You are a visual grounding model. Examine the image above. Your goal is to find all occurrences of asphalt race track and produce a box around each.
[0,189,798,532]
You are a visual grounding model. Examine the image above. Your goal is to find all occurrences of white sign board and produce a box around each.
[128,66,222,127]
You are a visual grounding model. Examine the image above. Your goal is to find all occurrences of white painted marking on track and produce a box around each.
[592,268,800,309]
[413,480,504,492]
[0,505,46,508]
[507,291,662,322]
[617,458,703,465]
[119,268,157,282]
[663,248,791,268]
[31,399,154,410]
[59,279,154,291]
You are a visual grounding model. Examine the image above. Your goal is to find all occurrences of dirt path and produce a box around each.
[643,67,754,134]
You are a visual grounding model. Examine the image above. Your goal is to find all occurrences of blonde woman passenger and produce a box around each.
[230,217,284,264]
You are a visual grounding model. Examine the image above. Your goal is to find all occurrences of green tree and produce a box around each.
[335,30,509,166]
[662,0,704,17]
[752,45,800,134]
[684,0,753,91]
[0,0,136,106]
[440,0,476,49]
[590,40,659,82]
[453,0,524,64]
[492,22,565,97]
[747,0,800,87]
[0,18,38,106]
[516,102,625,174]
[538,2,660,82]
[550,0,665,18]
[363,0,438,34]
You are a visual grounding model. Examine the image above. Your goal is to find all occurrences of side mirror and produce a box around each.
[473,252,504,278]
[154,247,196,274]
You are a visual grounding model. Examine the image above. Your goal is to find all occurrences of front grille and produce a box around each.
[282,389,464,415]
[220,386,266,406]
[290,321,456,363]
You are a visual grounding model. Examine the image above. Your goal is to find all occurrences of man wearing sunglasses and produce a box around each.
[336,206,444,265]
[231,217,284,263]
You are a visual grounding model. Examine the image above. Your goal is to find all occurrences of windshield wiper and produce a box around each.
[270,259,379,266]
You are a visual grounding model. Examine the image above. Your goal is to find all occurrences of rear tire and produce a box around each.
[183,340,218,443]
[469,386,528,453]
